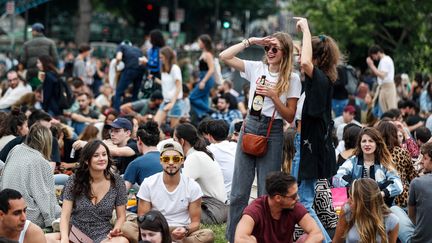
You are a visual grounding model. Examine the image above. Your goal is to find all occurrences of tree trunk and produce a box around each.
[75,0,92,45]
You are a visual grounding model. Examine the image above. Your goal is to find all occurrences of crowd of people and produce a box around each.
[0,16,431,243]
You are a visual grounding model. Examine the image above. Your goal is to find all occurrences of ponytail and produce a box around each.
[174,123,214,160]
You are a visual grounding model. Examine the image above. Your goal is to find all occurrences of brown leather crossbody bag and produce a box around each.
[241,110,276,157]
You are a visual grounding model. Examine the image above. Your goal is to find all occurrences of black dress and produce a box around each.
[299,67,337,180]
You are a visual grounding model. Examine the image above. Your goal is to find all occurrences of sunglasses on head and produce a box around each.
[160,155,183,164]
[138,214,156,224]
[264,46,281,54]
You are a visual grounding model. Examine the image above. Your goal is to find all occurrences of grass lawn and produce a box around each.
[203,223,227,243]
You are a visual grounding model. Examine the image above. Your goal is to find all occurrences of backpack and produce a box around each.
[344,65,359,95]
[56,77,74,110]
[147,47,160,73]
[213,57,223,85]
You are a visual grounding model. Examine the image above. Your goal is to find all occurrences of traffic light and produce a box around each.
[222,19,231,29]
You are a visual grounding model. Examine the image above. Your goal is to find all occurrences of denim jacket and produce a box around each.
[333,155,403,198]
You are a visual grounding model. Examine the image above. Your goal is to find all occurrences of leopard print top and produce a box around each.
[392,146,418,207]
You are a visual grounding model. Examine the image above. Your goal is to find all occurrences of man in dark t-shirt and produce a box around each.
[235,172,323,243]
[113,41,145,111]
[0,110,60,163]
[72,117,139,174]
[106,118,139,174]
[123,121,162,190]
[70,92,104,135]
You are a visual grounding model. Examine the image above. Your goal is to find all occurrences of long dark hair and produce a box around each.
[0,108,27,137]
[72,140,116,200]
[198,34,214,54]
[174,123,214,160]
[150,29,165,48]
[138,210,172,243]
[38,55,58,74]
[354,127,394,171]
[376,121,400,152]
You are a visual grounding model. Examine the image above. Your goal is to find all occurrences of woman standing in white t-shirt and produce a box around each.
[154,47,184,128]
[219,32,301,242]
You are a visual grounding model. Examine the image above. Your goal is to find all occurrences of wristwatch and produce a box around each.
[242,39,250,48]
[183,226,190,235]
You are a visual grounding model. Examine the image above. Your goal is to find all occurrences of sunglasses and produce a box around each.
[264,46,282,54]
[160,155,183,164]
[138,214,156,224]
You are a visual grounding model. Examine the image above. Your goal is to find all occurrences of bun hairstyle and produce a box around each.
[311,34,341,82]
[137,121,160,147]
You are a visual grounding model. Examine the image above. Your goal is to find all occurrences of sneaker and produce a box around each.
[52,218,60,232]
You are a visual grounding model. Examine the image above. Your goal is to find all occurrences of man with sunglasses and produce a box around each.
[0,71,32,110]
[122,141,214,243]
[235,172,323,243]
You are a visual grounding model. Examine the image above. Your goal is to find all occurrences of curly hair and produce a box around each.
[311,35,341,82]
[0,108,27,137]
[72,140,116,200]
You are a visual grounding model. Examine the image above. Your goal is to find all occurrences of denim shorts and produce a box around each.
[159,99,184,118]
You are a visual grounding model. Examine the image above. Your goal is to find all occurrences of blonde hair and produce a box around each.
[25,122,52,160]
[346,178,390,243]
[263,32,294,96]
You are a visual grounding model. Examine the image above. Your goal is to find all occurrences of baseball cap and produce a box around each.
[160,140,184,157]
[31,23,45,33]
[343,105,356,114]
[109,118,132,131]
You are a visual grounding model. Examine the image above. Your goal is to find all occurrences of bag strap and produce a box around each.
[242,109,277,138]
[265,110,277,138]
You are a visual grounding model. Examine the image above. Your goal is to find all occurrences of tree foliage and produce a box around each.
[291,0,432,74]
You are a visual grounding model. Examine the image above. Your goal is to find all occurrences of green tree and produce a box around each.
[291,0,432,74]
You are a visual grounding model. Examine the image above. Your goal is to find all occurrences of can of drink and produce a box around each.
[70,148,76,159]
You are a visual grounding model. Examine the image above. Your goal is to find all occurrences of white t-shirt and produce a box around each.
[208,141,236,198]
[137,172,202,227]
[183,148,227,203]
[161,64,183,102]
[295,92,306,122]
[377,55,394,85]
[95,94,111,108]
[240,60,301,119]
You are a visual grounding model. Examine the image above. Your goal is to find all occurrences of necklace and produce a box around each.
[268,66,279,78]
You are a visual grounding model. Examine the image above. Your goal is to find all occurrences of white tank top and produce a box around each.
[18,220,30,243]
